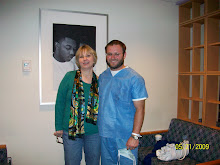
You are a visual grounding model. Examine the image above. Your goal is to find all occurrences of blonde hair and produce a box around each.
[75,45,97,68]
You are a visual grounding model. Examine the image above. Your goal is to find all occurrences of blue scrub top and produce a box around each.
[98,67,148,140]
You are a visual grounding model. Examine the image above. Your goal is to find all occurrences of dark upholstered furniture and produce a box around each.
[0,145,11,165]
[138,118,220,165]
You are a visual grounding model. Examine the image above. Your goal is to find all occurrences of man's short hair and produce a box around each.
[53,24,78,51]
[105,40,126,54]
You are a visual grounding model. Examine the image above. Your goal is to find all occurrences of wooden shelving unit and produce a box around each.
[177,0,220,128]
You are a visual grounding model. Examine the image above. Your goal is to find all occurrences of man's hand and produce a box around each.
[126,136,139,150]
[54,130,63,137]
[125,99,145,150]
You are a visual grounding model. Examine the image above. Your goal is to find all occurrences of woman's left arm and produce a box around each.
[55,72,71,132]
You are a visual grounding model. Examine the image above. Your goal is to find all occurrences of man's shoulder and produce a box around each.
[124,67,143,79]
[99,68,110,79]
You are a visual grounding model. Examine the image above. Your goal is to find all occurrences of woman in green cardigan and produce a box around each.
[54,45,100,165]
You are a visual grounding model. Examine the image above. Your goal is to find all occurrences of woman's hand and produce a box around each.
[54,130,63,137]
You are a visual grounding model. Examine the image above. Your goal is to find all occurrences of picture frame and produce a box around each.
[39,8,108,105]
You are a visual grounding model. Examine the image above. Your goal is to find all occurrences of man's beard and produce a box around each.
[106,58,124,70]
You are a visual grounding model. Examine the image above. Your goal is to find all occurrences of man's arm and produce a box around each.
[126,100,145,150]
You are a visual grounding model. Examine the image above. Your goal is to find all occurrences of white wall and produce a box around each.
[0,0,178,164]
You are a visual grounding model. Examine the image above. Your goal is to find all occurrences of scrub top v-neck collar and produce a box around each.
[110,66,129,77]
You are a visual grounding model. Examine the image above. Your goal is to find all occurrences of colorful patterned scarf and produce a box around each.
[68,70,99,139]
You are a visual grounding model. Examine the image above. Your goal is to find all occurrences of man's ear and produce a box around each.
[123,52,127,59]
[55,42,60,49]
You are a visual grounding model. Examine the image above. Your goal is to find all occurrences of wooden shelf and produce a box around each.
[179,7,220,24]
[179,72,205,75]
[179,72,220,75]
[193,98,203,102]
[180,16,205,27]
[207,9,220,19]
[184,45,204,50]
[180,97,203,102]
[209,42,220,46]
[207,71,220,75]
[178,0,220,128]
[207,100,220,104]
[180,97,192,100]
[184,46,193,50]
[194,45,204,48]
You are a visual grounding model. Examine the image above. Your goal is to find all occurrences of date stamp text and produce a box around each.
[175,144,209,150]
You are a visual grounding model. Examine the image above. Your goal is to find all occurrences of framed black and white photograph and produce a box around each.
[39,9,108,105]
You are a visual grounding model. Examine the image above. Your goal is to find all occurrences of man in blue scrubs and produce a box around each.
[98,40,148,164]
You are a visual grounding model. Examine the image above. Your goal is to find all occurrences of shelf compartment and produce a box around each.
[178,99,203,122]
[179,1,192,23]
[179,26,191,72]
[206,75,220,102]
[193,47,204,72]
[178,75,190,98]
[207,17,219,44]
[206,14,220,72]
[206,0,220,14]
[204,103,219,127]
[180,17,205,27]
[191,100,203,123]
[193,21,204,72]
[179,21,205,72]
[178,99,190,120]
[192,1,204,18]
[178,74,205,123]
[207,46,220,71]
[179,0,205,23]
[192,75,204,99]
[179,50,191,73]
[193,22,204,46]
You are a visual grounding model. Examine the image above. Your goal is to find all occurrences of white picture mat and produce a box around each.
[39,9,108,105]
